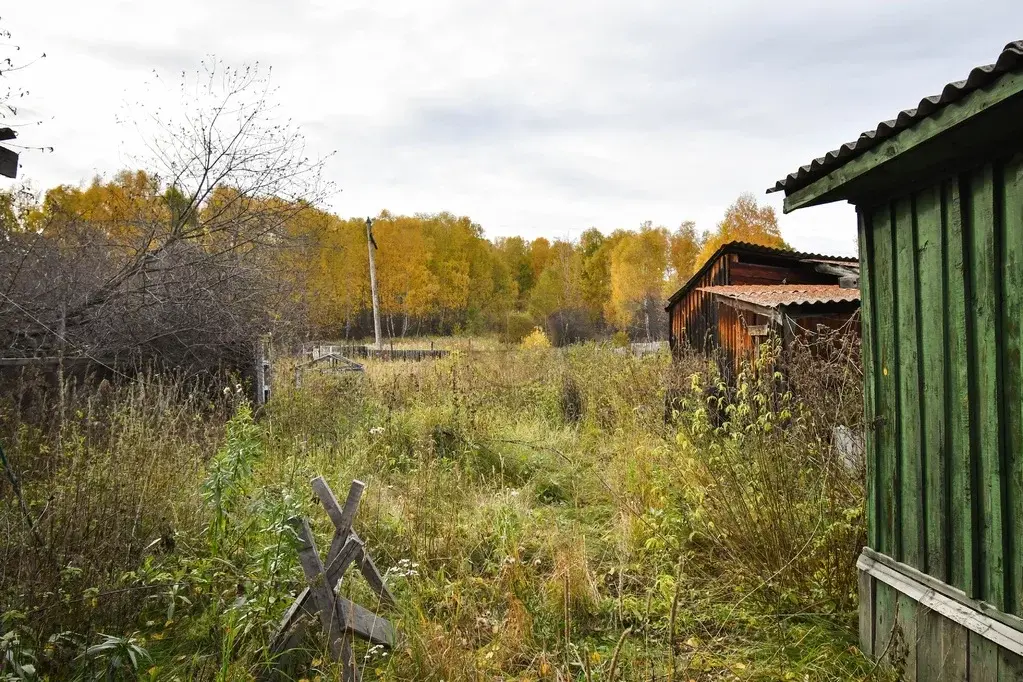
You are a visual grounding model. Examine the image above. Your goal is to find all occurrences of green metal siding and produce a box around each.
[860,154,1023,616]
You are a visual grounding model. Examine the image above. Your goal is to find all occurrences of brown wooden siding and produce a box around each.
[730,261,833,286]
[669,254,732,355]
[716,302,771,373]
[668,249,859,377]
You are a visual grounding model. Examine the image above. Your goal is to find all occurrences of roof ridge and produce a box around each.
[769,40,1023,195]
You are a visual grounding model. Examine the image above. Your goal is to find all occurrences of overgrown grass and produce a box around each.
[0,338,892,681]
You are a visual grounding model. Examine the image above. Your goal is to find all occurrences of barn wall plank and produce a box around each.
[944,177,976,598]
[967,165,1005,610]
[859,208,880,550]
[941,616,970,681]
[1000,152,1023,619]
[896,590,920,678]
[874,580,901,672]
[916,184,949,582]
[859,570,875,657]
[971,629,1000,681]
[918,605,969,681]
[895,195,924,570]
[871,203,900,560]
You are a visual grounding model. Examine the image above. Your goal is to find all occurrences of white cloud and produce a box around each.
[5,1,1023,257]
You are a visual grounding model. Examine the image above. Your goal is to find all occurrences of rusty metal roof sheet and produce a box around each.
[665,241,857,308]
[698,284,860,308]
[768,40,1023,196]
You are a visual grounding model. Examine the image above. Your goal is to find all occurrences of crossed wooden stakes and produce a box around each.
[269,477,397,681]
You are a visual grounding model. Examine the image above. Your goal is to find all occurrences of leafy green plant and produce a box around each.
[202,398,262,554]
[75,633,149,681]
[0,624,37,682]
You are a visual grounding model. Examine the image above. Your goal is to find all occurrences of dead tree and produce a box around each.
[0,60,332,375]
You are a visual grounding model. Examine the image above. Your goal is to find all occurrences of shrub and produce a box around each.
[520,327,552,349]
[502,312,536,345]
[662,334,864,611]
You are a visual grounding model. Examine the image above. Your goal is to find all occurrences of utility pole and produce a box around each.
[366,217,383,350]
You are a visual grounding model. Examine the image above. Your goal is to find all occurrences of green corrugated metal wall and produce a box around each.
[859,153,1023,617]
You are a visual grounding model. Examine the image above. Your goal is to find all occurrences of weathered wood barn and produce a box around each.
[665,241,859,373]
[769,40,1023,678]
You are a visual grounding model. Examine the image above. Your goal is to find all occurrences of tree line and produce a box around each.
[0,50,789,377]
[2,174,789,359]
[262,191,788,344]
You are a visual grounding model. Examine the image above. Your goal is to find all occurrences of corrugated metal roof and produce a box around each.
[768,40,1023,196]
[665,241,857,308]
[698,284,860,308]
[714,241,859,264]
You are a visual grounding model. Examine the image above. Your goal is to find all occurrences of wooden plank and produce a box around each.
[945,177,976,598]
[859,208,880,551]
[728,261,832,285]
[940,613,969,680]
[861,548,1023,634]
[971,629,1001,682]
[311,476,348,531]
[326,536,365,585]
[871,203,900,559]
[1001,153,1023,620]
[968,165,1006,611]
[1000,648,1023,681]
[782,70,1023,212]
[917,604,969,680]
[289,518,359,681]
[859,569,875,657]
[874,579,901,670]
[896,589,919,678]
[311,478,396,606]
[858,550,1023,656]
[276,587,397,649]
[894,195,924,570]
[917,603,943,680]
[916,184,950,582]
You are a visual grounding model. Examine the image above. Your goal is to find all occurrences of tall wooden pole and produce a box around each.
[366,217,383,350]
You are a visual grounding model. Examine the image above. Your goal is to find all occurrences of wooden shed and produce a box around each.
[769,40,1023,679]
[665,241,860,375]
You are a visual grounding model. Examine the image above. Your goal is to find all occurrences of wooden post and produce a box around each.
[269,478,397,677]
[255,337,268,406]
[311,478,397,606]
[288,517,360,681]
[366,217,383,351]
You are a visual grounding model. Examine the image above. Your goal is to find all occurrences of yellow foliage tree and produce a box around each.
[606,224,668,339]
[693,193,787,272]
[373,213,438,337]
[667,220,703,289]
[35,170,171,243]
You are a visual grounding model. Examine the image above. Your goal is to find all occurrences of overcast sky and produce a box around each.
[4,2,1023,256]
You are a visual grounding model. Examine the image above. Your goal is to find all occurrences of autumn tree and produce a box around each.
[528,240,589,343]
[606,224,669,340]
[694,193,787,270]
[579,228,627,327]
[668,220,704,284]
[493,236,531,306]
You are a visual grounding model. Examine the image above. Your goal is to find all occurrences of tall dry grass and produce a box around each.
[0,338,890,681]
